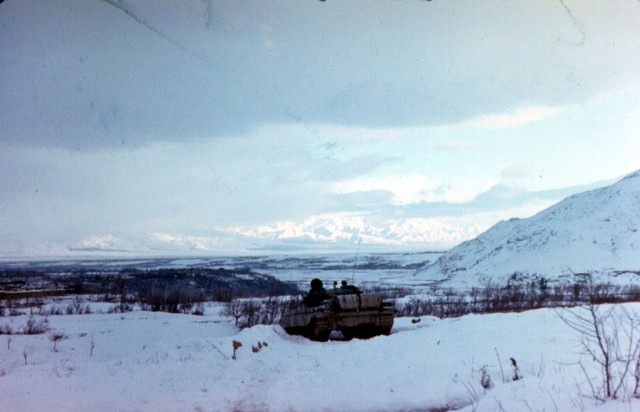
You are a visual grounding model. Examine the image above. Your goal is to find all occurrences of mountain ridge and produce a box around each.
[416,169,640,287]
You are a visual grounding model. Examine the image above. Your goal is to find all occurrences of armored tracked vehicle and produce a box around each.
[279,279,394,341]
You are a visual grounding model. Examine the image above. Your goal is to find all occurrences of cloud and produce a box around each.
[2,0,638,257]
[70,235,134,252]
[3,1,638,149]
[459,106,563,129]
[332,175,439,205]
[314,125,408,142]
[148,233,226,251]
[434,141,478,152]
[0,137,398,251]
[396,179,613,221]
[332,190,395,209]
[312,155,396,182]
[500,164,530,180]
[332,175,504,206]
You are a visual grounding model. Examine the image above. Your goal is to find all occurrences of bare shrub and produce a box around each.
[557,304,640,401]
[49,331,68,352]
[41,305,65,316]
[22,346,33,366]
[255,296,285,325]
[221,296,291,328]
[66,297,92,315]
[23,317,49,335]
[393,281,640,320]
[221,299,244,325]
[240,299,261,328]
[107,301,133,314]
[480,366,493,389]
[0,322,14,335]
[192,302,205,316]
[140,285,205,314]
[65,304,75,315]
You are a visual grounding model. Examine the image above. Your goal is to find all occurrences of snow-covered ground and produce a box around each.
[2,300,640,411]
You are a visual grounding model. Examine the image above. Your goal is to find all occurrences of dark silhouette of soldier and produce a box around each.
[303,278,329,307]
[340,280,360,293]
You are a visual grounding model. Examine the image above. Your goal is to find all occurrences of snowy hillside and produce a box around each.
[417,170,640,287]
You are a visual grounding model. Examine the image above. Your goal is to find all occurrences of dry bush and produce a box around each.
[23,317,49,335]
[41,305,65,316]
[0,322,14,335]
[192,302,205,316]
[558,304,640,401]
[221,299,244,325]
[140,285,205,313]
[480,366,493,389]
[22,346,33,365]
[49,331,68,352]
[221,297,291,328]
[394,281,640,320]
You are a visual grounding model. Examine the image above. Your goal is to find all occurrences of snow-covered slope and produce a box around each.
[417,170,640,287]
[3,302,640,411]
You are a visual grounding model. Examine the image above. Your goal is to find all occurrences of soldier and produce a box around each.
[340,280,360,293]
[303,278,329,307]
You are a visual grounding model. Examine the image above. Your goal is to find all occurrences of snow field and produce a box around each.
[2,303,640,411]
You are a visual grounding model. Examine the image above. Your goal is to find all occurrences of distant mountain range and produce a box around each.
[225,212,484,252]
[416,170,640,287]
[1,170,634,262]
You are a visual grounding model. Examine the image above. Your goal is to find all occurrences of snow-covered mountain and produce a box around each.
[228,212,483,250]
[0,213,478,258]
[417,170,640,287]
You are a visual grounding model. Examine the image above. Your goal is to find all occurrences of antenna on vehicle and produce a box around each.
[351,237,362,283]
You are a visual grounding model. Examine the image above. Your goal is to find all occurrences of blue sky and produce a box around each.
[1,0,639,257]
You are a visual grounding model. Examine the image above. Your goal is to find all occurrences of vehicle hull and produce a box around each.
[279,292,394,341]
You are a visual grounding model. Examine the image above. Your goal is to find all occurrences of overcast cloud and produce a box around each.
[1,0,639,257]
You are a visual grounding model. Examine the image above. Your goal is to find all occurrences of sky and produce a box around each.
[1,0,639,257]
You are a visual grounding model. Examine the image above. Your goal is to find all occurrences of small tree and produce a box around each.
[557,304,640,400]
[49,331,68,352]
[22,346,33,366]
[241,299,261,328]
[221,299,244,326]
